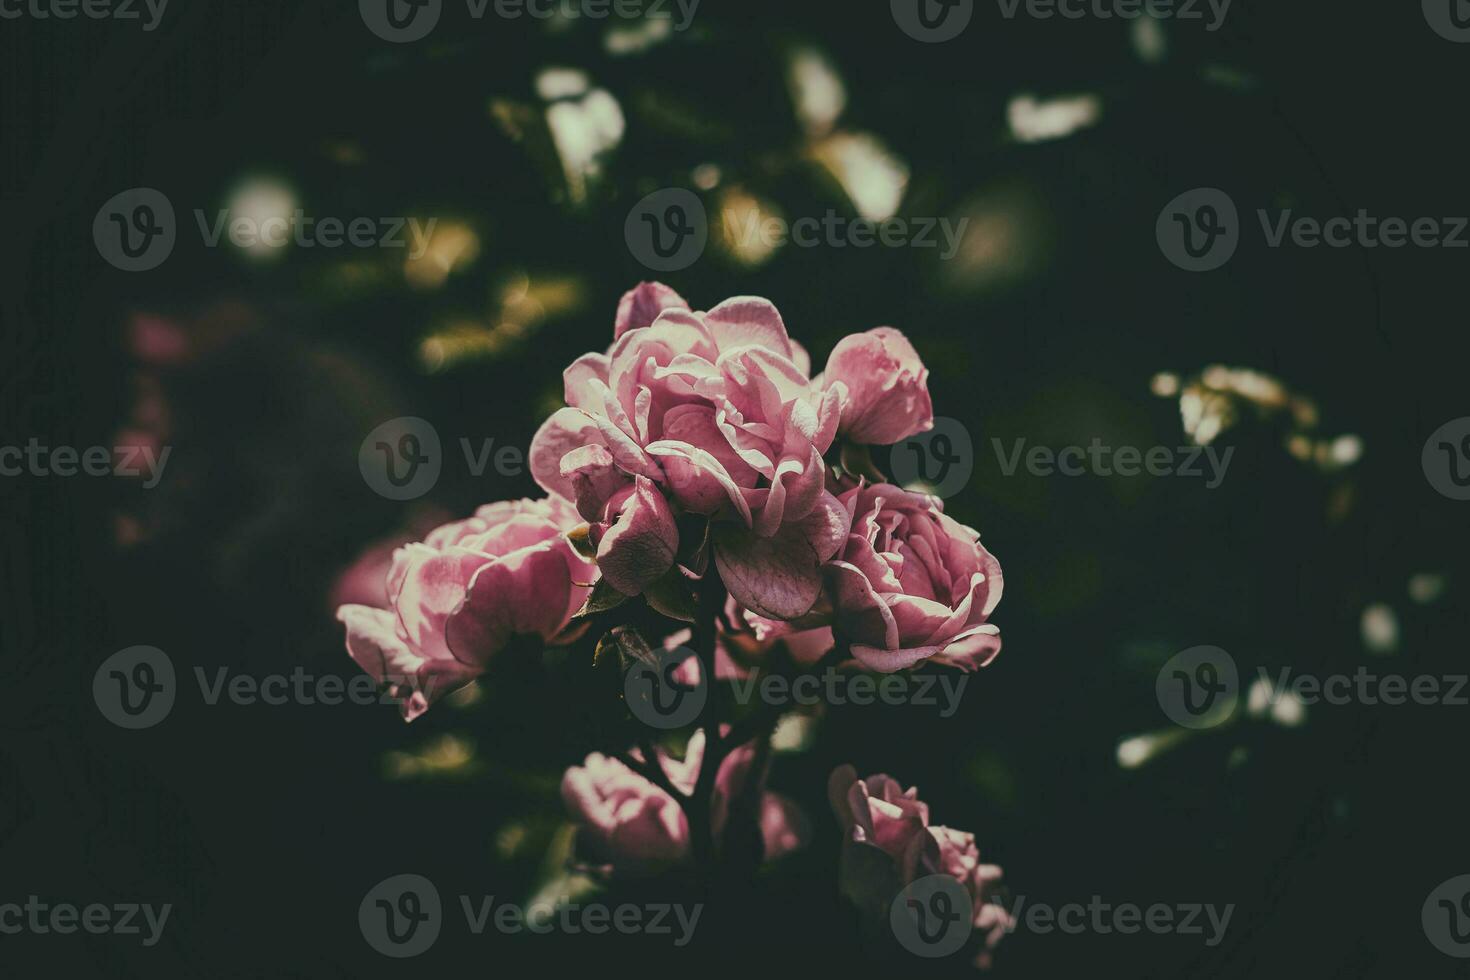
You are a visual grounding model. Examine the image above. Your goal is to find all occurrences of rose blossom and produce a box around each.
[532,282,934,623]
[336,496,595,721]
[562,730,808,877]
[819,326,934,445]
[828,765,1011,967]
[825,482,1002,672]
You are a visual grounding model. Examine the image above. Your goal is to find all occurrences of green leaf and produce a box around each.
[644,570,697,622]
[573,578,628,619]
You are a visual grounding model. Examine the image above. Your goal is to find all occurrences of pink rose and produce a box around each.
[825,483,1002,672]
[336,496,595,721]
[562,730,807,877]
[820,326,934,445]
[531,282,848,620]
[828,765,1011,966]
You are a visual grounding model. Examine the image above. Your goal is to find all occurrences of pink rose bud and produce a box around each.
[828,765,1011,964]
[825,483,1002,672]
[336,496,595,721]
[562,731,808,877]
[821,327,934,445]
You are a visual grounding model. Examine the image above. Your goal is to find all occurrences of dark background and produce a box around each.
[3,0,1470,976]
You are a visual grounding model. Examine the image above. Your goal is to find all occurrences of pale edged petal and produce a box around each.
[703,296,795,360]
[530,408,604,500]
[824,560,899,650]
[614,281,690,339]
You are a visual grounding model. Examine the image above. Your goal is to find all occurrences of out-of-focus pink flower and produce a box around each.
[562,730,808,877]
[531,282,848,620]
[819,326,933,445]
[825,483,1002,672]
[336,497,595,721]
[666,627,753,685]
[828,765,1011,965]
[328,508,453,611]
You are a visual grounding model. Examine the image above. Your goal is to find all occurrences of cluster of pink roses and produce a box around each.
[335,282,1008,963]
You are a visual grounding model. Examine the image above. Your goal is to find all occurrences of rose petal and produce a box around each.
[445,546,578,665]
[714,523,824,621]
[824,560,899,650]
[561,443,630,523]
[596,476,679,595]
[823,327,934,445]
[614,281,690,339]
[530,408,605,501]
[703,296,795,361]
[337,605,478,721]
